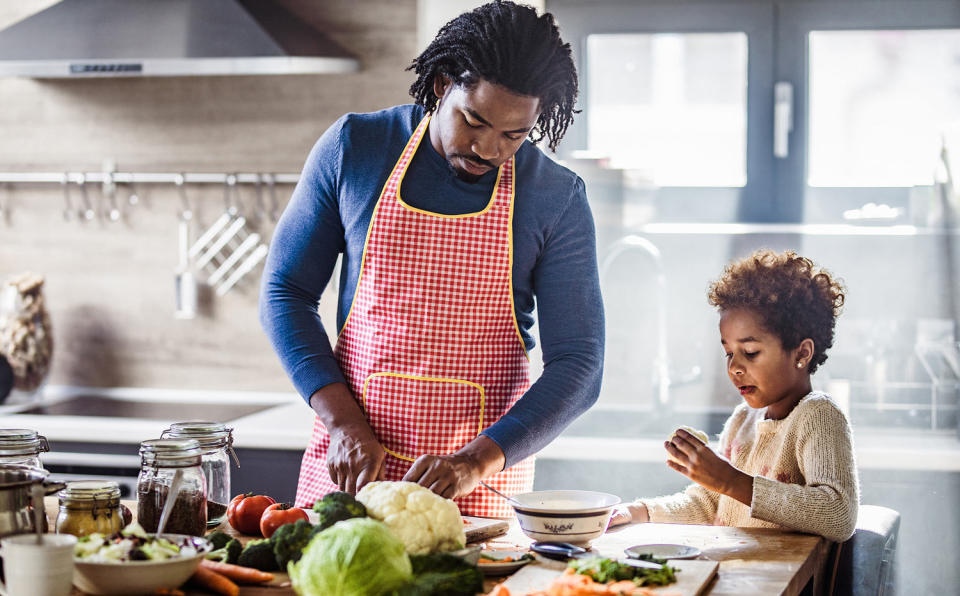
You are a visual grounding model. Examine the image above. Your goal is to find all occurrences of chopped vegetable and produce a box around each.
[200,559,274,583]
[73,524,197,563]
[543,568,662,595]
[237,539,279,571]
[190,565,239,596]
[567,556,677,587]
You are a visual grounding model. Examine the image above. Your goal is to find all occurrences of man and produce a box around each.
[260,0,603,517]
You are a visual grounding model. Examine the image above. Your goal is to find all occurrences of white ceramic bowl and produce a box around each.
[449,543,482,565]
[72,534,211,596]
[510,490,620,545]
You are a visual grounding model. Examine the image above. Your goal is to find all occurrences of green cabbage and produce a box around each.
[289,517,412,596]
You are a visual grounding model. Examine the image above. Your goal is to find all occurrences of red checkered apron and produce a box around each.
[295,115,534,517]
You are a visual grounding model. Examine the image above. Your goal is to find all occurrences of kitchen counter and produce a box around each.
[0,385,314,450]
[4,385,959,470]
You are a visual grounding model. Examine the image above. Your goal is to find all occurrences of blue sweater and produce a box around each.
[259,105,604,467]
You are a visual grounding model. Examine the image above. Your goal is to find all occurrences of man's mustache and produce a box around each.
[454,154,494,169]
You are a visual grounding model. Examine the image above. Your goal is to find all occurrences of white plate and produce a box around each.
[478,549,533,576]
[624,543,702,560]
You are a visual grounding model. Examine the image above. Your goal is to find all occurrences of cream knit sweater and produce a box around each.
[638,391,860,542]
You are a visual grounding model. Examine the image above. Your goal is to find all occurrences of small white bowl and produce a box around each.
[73,534,211,596]
[448,543,482,565]
[510,490,620,545]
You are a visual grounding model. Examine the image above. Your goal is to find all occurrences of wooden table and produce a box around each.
[486,521,832,596]
[51,497,830,596]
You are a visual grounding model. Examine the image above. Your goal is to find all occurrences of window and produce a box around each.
[586,32,748,186]
[551,0,960,222]
[808,30,960,188]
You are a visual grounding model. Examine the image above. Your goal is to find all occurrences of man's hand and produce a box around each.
[402,435,505,500]
[327,423,386,495]
[309,382,385,495]
[665,428,754,506]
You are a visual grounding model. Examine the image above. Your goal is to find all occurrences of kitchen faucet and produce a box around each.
[600,235,672,409]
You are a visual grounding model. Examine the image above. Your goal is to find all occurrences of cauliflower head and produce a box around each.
[355,481,465,555]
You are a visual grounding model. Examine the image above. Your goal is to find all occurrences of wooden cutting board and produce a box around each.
[463,516,510,543]
[499,558,719,596]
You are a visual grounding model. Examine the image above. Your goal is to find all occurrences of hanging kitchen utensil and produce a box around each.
[101,170,121,223]
[173,175,197,319]
[75,174,95,222]
[60,173,73,222]
[187,175,269,296]
[264,172,280,221]
[174,220,198,319]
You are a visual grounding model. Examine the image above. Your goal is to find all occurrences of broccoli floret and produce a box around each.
[206,538,243,564]
[270,519,316,569]
[205,531,233,551]
[391,554,483,596]
[313,491,367,518]
[314,503,358,531]
[237,539,279,571]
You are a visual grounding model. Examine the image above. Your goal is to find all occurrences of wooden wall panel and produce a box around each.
[0,0,417,392]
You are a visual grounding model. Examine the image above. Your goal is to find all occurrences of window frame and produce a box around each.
[548,0,960,223]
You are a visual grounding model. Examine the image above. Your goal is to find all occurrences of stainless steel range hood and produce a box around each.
[0,0,358,78]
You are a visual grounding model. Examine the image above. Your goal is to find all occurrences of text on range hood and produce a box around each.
[0,0,358,78]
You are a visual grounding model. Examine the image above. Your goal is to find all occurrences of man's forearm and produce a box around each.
[308,382,374,438]
[455,434,506,479]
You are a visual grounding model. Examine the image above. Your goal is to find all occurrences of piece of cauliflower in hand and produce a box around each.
[355,481,466,555]
[667,426,710,465]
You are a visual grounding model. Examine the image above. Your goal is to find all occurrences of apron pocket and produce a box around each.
[362,372,485,462]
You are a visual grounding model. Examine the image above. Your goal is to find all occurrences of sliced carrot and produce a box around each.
[191,566,239,596]
[200,559,274,583]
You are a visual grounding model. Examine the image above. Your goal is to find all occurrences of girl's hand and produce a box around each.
[606,503,649,530]
[665,429,754,505]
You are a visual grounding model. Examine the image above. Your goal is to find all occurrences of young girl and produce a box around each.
[611,249,859,542]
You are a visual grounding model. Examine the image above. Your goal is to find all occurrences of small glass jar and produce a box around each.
[0,428,49,470]
[137,438,207,536]
[55,480,123,537]
[161,421,237,527]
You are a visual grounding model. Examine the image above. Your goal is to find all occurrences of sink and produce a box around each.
[14,394,276,421]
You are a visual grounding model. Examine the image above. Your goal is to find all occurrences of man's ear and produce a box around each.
[433,74,451,102]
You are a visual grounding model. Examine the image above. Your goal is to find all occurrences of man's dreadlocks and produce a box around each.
[407,1,578,152]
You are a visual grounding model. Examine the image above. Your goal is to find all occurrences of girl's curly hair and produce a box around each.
[708,250,846,373]
[407,0,578,152]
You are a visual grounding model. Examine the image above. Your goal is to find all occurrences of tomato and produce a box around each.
[259,503,309,539]
[226,493,277,535]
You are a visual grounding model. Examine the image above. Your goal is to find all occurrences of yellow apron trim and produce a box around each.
[337,115,431,340]
[361,371,486,463]
[395,142,505,220]
[504,159,529,361]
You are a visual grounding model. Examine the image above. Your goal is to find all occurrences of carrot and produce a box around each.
[191,566,239,596]
[200,559,275,583]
